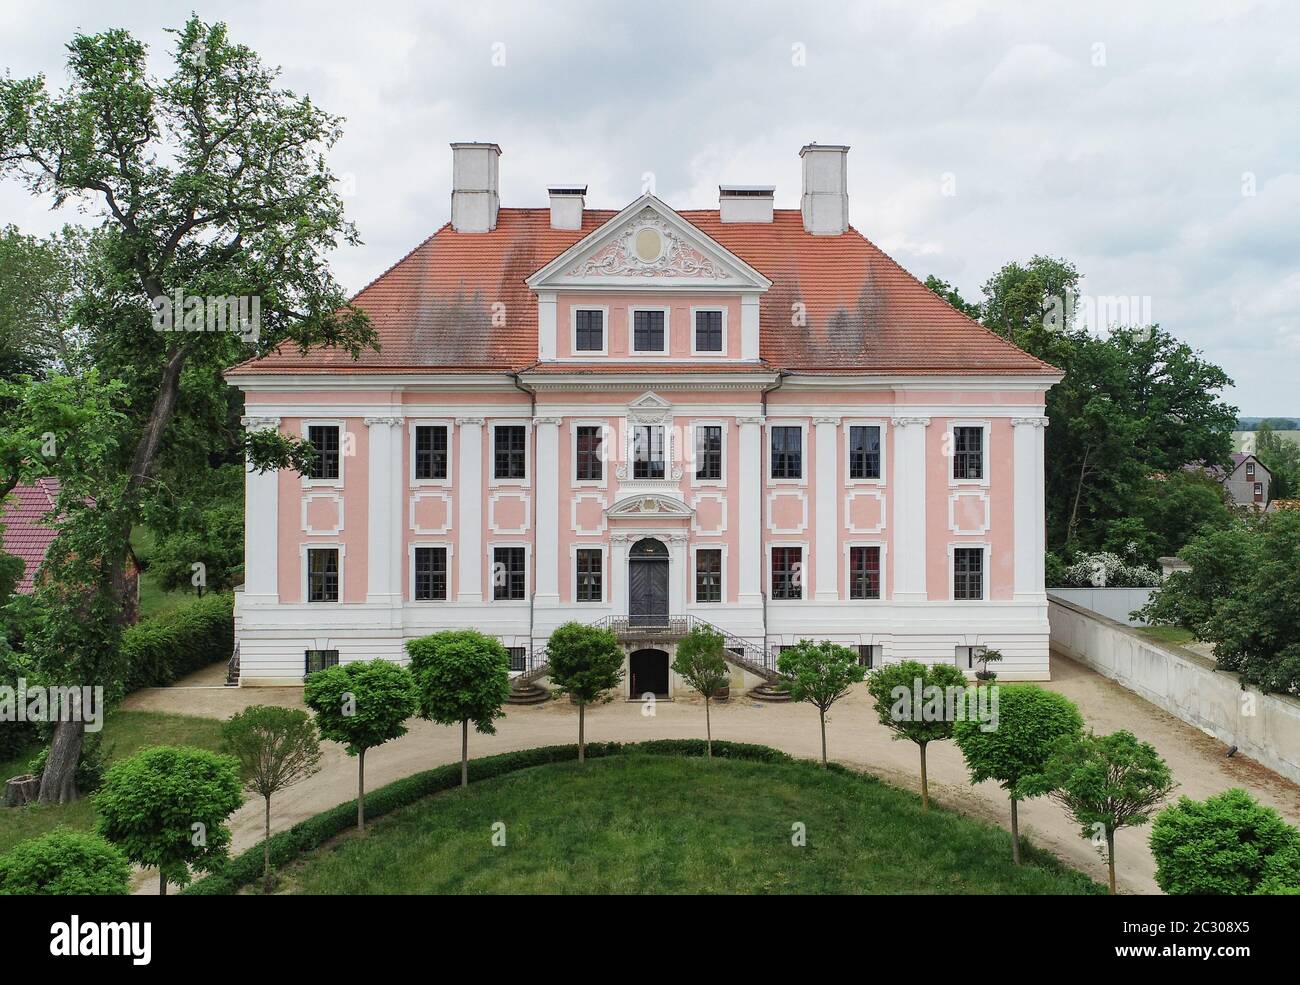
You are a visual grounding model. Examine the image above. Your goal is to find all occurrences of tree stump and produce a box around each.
[3,775,41,808]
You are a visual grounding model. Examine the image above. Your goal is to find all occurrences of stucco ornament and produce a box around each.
[568,209,732,280]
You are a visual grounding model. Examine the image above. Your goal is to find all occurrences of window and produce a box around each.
[857,645,880,669]
[694,310,723,352]
[1254,483,1264,497]
[953,547,984,600]
[575,309,604,352]
[414,425,448,481]
[304,649,338,676]
[957,645,987,669]
[493,547,527,601]
[413,546,447,601]
[1246,462,1255,478]
[849,425,881,480]
[506,646,527,673]
[771,546,803,600]
[307,424,340,480]
[575,425,603,481]
[849,546,881,600]
[953,426,984,480]
[633,425,665,479]
[575,549,603,602]
[696,548,722,603]
[307,548,339,602]
[771,426,803,479]
[633,309,665,352]
[494,425,527,480]
[695,425,722,481]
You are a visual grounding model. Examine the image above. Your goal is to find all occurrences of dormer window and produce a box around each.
[632,309,667,353]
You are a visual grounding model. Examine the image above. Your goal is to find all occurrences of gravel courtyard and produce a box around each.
[123,651,1300,895]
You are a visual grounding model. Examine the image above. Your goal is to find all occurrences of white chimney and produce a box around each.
[548,184,586,230]
[719,185,775,223]
[450,142,501,233]
[799,143,849,235]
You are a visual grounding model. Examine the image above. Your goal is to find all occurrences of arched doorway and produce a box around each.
[629,648,670,698]
[628,538,669,627]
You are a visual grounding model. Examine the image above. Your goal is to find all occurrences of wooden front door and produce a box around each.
[629,557,669,627]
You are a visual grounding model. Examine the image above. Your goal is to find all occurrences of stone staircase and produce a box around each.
[506,677,551,706]
[746,680,791,702]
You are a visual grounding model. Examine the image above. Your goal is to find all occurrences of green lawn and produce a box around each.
[284,754,1101,895]
[130,526,191,619]
[1139,625,1195,646]
[0,710,226,854]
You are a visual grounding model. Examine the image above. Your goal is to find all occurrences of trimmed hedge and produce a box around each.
[182,739,789,895]
[123,593,234,691]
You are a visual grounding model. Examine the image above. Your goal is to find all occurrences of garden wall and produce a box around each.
[1048,594,1300,784]
[1047,587,1153,626]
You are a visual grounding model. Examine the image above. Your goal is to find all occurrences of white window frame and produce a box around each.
[690,420,727,487]
[630,422,669,480]
[767,420,808,486]
[409,419,453,488]
[628,305,671,355]
[956,644,989,670]
[490,419,532,488]
[571,305,609,356]
[489,541,530,604]
[691,544,727,605]
[689,305,728,357]
[949,420,990,487]
[570,544,607,605]
[301,543,345,604]
[409,542,454,603]
[1254,482,1264,496]
[842,541,887,601]
[571,420,610,488]
[766,541,808,604]
[844,419,887,486]
[948,542,990,602]
[301,419,345,488]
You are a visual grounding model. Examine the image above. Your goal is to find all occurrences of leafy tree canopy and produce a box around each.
[0,829,131,895]
[302,659,418,756]
[406,630,511,734]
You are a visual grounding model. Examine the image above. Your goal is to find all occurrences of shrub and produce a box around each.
[1059,552,1161,589]
[121,592,234,691]
[0,829,131,895]
[1149,788,1300,895]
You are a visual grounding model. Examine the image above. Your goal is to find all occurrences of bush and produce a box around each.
[0,643,36,761]
[0,829,131,895]
[1059,552,1161,589]
[181,739,791,895]
[121,592,234,690]
[1149,788,1300,895]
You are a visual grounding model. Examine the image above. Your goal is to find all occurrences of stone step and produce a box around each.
[747,684,791,702]
[507,684,551,706]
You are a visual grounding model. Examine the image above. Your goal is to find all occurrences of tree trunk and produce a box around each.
[704,697,712,759]
[3,775,40,807]
[36,718,84,804]
[818,708,828,766]
[1010,796,1021,865]
[1067,447,1091,545]
[357,748,366,834]
[578,702,586,763]
[1106,828,1117,895]
[918,741,929,810]
[460,719,468,787]
[263,794,272,894]
[159,872,167,896]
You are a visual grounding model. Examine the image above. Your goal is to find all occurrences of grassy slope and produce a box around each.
[0,710,225,854]
[287,754,1101,895]
[1138,625,1196,645]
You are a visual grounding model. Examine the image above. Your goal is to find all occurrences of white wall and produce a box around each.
[1049,587,1154,626]
[1048,595,1300,785]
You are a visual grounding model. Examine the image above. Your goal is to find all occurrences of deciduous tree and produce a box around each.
[671,626,731,758]
[545,622,624,763]
[776,639,865,766]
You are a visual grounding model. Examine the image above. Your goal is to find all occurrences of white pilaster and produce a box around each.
[456,417,484,603]
[738,416,764,606]
[364,416,404,607]
[740,295,760,360]
[533,416,562,605]
[1012,416,1049,600]
[813,417,840,600]
[891,416,930,602]
[610,534,630,617]
[241,416,281,605]
[668,533,687,615]
[538,292,557,360]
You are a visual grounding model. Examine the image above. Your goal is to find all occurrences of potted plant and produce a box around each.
[974,648,1003,681]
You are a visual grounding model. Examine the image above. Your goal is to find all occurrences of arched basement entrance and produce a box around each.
[628,538,669,628]
[629,648,670,699]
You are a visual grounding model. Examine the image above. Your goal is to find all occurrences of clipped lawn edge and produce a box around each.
[181,739,788,895]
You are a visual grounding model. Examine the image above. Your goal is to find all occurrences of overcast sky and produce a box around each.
[2,1,1296,413]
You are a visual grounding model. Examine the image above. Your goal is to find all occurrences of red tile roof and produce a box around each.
[1,478,61,594]
[229,208,1057,378]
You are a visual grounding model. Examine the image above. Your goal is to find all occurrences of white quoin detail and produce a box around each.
[548,184,586,230]
[799,143,849,236]
[450,142,501,233]
[719,185,774,223]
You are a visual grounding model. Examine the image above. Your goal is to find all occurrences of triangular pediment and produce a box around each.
[527,195,772,291]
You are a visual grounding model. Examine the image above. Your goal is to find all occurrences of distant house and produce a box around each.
[0,478,140,619]
[1185,453,1270,507]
